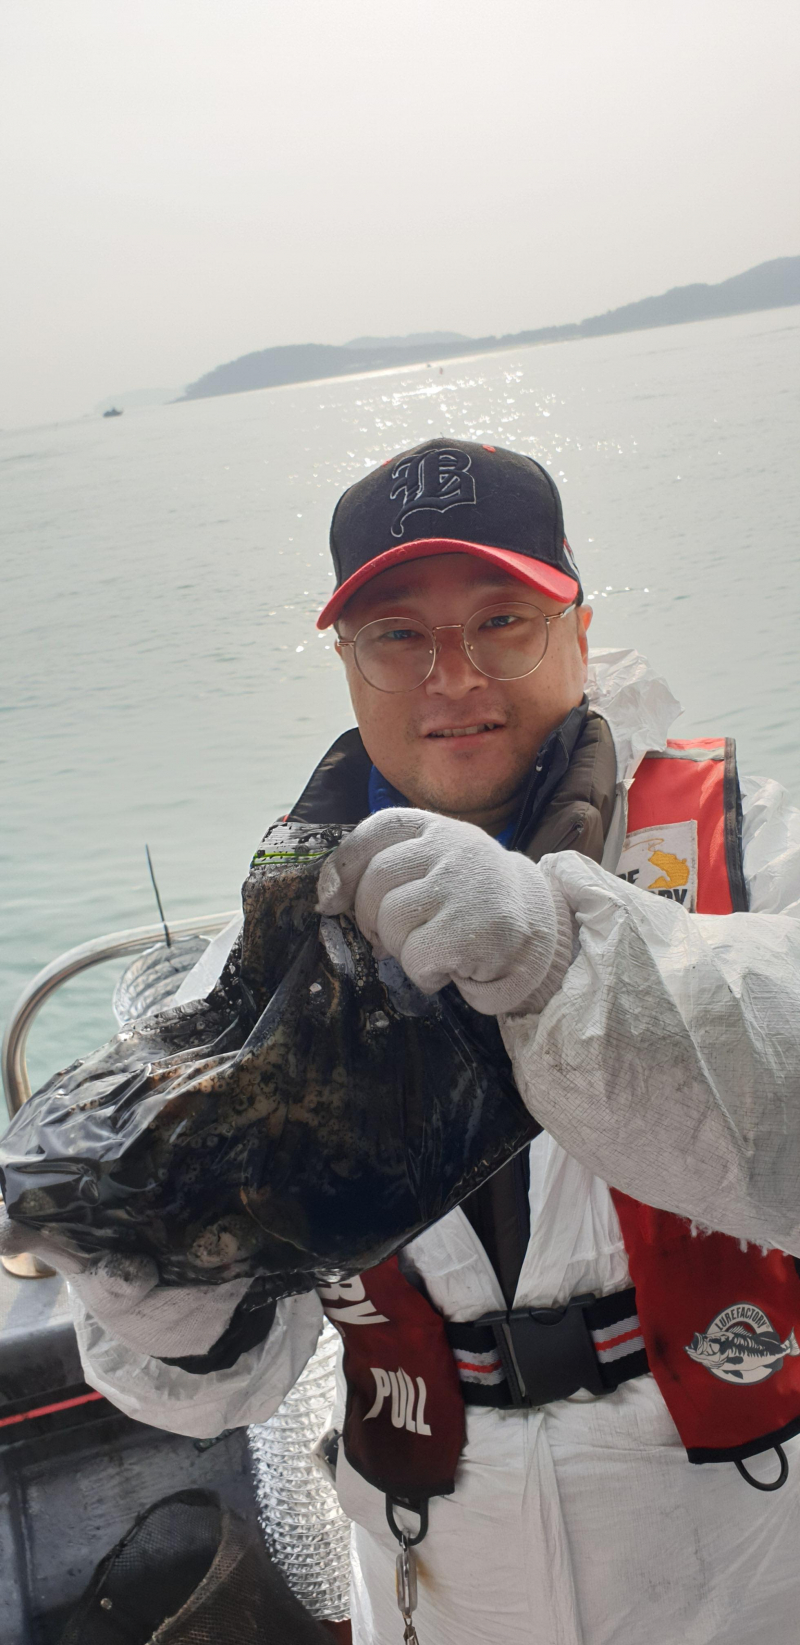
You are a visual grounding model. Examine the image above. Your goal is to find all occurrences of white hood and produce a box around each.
[584,647,683,873]
[586,646,682,790]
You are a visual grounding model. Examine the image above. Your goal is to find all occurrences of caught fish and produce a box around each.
[0,822,539,1297]
[685,1321,800,1383]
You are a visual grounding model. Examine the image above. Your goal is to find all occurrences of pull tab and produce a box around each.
[396,1534,420,1645]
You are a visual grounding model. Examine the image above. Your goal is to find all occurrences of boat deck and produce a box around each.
[0,1264,258,1644]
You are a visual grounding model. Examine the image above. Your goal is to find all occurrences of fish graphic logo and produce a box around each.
[685,1303,800,1385]
[617,823,698,908]
[647,848,690,891]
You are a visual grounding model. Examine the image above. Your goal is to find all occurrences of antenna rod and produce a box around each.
[145,845,172,948]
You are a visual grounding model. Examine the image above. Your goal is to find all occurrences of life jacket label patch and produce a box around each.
[364,1367,432,1434]
[685,1303,800,1385]
[318,1274,388,1325]
[617,819,698,910]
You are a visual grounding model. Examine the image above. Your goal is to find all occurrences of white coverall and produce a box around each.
[73,651,800,1645]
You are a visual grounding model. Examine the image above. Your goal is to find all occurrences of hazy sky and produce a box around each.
[2,0,798,427]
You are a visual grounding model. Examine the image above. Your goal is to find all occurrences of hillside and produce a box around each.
[180,256,799,402]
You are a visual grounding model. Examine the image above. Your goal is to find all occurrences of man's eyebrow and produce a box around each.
[362,571,521,606]
[362,580,421,603]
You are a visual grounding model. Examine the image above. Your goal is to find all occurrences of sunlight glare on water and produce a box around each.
[2,305,799,1093]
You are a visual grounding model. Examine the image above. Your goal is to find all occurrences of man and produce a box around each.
[5,438,800,1643]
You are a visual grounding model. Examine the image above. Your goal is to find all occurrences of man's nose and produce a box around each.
[424,630,487,697]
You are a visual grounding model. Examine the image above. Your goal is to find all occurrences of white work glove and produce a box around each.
[0,1206,250,1360]
[317,808,575,1016]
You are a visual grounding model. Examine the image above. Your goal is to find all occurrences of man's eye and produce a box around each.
[379,628,425,644]
[480,613,519,631]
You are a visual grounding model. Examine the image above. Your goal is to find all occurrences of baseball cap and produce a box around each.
[317,436,582,630]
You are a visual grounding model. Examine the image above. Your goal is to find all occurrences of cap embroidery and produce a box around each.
[389,449,477,539]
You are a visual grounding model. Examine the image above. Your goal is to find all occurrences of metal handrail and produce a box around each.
[1,912,238,1118]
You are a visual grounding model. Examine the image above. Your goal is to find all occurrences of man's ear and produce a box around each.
[578,605,592,672]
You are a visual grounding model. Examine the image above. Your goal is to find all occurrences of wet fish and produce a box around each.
[685,1325,800,1379]
[0,822,539,1296]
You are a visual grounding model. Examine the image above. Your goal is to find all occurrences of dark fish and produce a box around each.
[0,822,539,1297]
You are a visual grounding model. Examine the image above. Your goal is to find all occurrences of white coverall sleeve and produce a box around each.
[501,774,800,1255]
[74,1288,324,1437]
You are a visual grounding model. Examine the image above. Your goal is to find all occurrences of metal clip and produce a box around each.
[396,1534,420,1644]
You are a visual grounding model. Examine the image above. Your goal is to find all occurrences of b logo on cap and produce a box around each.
[389,449,476,538]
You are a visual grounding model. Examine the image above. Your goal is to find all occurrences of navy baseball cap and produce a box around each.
[317,437,582,629]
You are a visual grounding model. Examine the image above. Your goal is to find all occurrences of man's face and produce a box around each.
[335,554,592,828]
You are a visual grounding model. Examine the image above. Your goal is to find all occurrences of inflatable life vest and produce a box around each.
[323,738,800,1514]
[612,740,800,1475]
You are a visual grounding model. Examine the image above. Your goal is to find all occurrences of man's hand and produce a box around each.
[317,808,574,1015]
[0,1207,250,1359]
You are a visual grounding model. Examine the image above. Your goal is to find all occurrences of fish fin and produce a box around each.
[783,1328,800,1357]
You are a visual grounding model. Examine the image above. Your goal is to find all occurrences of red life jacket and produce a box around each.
[323,738,800,1508]
[613,739,800,1473]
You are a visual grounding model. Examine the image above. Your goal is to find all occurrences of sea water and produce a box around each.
[2,305,799,1097]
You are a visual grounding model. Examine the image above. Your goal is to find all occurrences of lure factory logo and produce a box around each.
[685,1303,800,1385]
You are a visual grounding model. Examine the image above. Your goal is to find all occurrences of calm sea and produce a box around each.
[2,305,799,1097]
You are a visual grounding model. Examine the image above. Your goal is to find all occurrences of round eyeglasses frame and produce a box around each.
[336,600,578,694]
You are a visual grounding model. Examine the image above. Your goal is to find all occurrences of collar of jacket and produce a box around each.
[288,702,617,868]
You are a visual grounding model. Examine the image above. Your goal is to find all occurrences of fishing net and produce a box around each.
[112,935,211,1025]
[57,1489,333,1644]
[0,821,539,1297]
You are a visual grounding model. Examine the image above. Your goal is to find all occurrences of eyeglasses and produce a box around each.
[336,601,578,694]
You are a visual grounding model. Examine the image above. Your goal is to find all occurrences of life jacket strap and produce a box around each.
[446,1287,648,1408]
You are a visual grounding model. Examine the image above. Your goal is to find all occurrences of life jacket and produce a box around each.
[319,735,800,1511]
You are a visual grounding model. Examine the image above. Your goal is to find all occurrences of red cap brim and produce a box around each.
[316,539,579,629]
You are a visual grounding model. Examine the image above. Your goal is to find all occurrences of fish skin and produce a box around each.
[0,822,540,1293]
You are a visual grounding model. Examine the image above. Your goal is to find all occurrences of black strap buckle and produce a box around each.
[483,1293,605,1407]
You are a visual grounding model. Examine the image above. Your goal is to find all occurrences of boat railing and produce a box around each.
[1,913,238,1118]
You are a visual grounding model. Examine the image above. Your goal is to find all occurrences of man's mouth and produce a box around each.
[426,723,504,739]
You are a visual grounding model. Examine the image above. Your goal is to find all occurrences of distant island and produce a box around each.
[180,257,799,403]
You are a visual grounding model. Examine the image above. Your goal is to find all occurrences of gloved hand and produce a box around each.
[0,1206,250,1359]
[317,808,574,1016]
